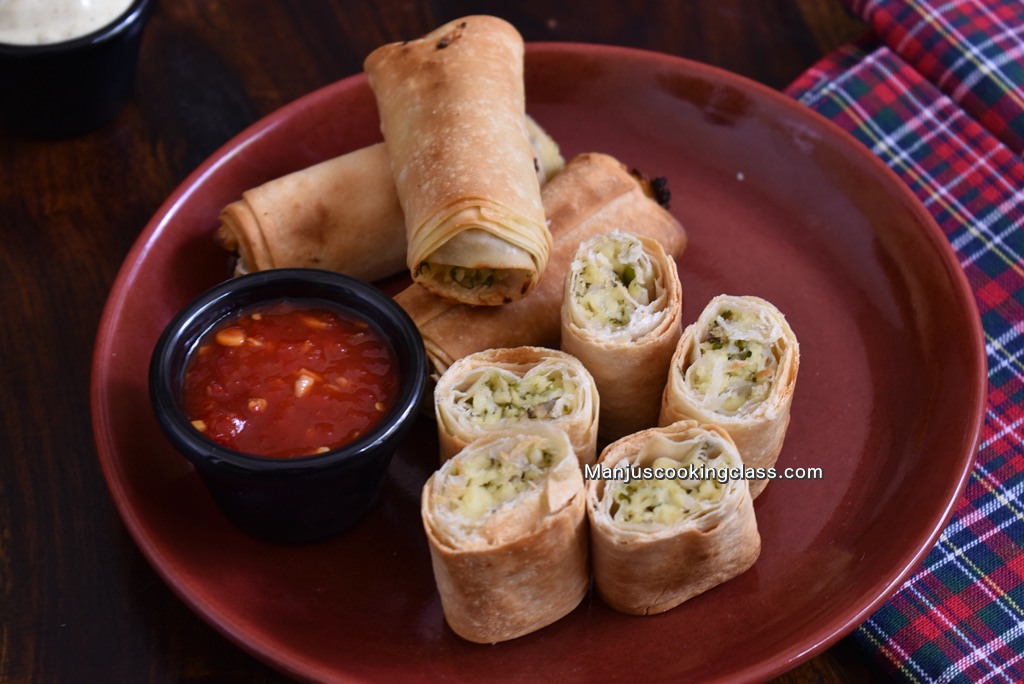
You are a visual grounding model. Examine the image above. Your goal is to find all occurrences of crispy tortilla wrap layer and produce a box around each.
[561,230,683,442]
[660,294,800,498]
[422,424,588,643]
[586,421,760,615]
[434,346,600,465]
[365,16,550,305]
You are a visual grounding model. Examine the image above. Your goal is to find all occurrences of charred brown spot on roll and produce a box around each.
[436,21,468,49]
[629,168,672,209]
[649,177,671,208]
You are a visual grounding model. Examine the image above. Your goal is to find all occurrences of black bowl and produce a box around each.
[149,269,429,545]
[0,0,155,138]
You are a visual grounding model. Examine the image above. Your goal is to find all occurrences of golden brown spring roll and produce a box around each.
[434,346,600,465]
[659,295,800,498]
[586,420,760,616]
[215,143,403,281]
[365,16,551,305]
[421,423,589,643]
[395,152,687,377]
[561,230,683,442]
[214,117,564,280]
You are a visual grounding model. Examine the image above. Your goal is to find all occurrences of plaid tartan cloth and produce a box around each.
[785,1,1024,682]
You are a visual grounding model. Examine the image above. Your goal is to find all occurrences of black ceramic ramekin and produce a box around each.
[0,0,155,137]
[149,269,428,545]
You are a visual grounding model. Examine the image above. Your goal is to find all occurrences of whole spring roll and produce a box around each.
[216,143,403,281]
[561,230,683,442]
[586,420,760,616]
[395,152,687,377]
[214,117,564,280]
[659,295,800,498]
[365,16,551,305]
[434,346,600,465]
[421,423,589,643]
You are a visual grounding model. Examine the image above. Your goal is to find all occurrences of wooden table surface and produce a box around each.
[1,1,896,681]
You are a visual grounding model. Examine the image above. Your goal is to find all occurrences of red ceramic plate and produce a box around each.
[92,44,985,683]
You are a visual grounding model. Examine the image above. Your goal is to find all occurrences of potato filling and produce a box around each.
[607,437,726,526]
[443,442,556,522]
[453,368,576,426]
[419,262,514,290]
[568,232,659,333]
[684,307,781,415]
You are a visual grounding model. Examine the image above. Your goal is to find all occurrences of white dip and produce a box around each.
[0,0,135,45]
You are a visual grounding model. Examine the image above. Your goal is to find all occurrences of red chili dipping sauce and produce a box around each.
[182,300,400,458]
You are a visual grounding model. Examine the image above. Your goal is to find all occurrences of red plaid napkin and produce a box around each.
[786,1,1024,681]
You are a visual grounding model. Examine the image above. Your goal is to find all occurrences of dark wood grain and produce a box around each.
[0,1,891,682]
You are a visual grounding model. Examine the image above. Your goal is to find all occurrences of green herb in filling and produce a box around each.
[448,444,555,520]
[456,370,576,426]
[608,441,725,525]
[570,234,656,330]
[684,308,779,414]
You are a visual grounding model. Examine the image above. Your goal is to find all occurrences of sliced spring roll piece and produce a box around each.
[422,423,589,643]
[561,230,682,442]
[586,420,760,616]
[435,346,599,465]
[660,294,800,498]
[365,15,551,305]
[214,117,564,280]
[395,152,687,378]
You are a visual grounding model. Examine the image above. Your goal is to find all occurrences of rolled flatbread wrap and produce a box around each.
[561,230,683,442]
[365,16,551,305]
[659,295,800,498]
[434,346,600,465]
[215,143,403,281]
[396,152,687,377]
[586,420,760,616]
[421,424,589,643]
[214,117,563,280]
